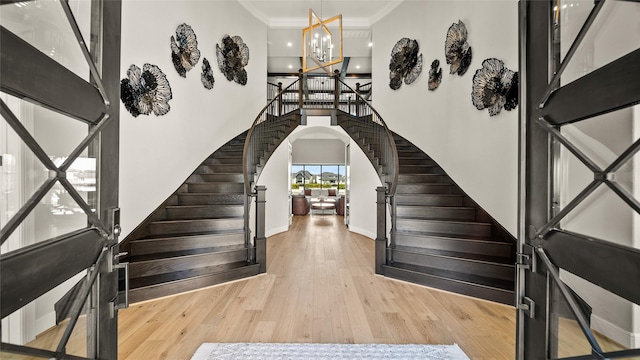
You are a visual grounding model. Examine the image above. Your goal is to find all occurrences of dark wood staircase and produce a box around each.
[338,113,516,305]
[120,114,299,303]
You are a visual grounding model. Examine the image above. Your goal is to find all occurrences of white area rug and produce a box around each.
[191,342,470,360]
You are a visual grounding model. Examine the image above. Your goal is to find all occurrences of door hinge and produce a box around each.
[519,296,536,318]
[517,243,536,273]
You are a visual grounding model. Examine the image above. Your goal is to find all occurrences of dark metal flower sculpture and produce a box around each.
[445,20,472,76]
[388,37,423,90]
[471,58,519,116]
[428,59,442,91]
[170,23,200,78]
[216,34,249,86]
[120,64,172,117]
[201,58,215,90]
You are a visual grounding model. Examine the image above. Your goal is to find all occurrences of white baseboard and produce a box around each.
[591,314,640,348]
[348,226,375,240]
[266,225,289,238]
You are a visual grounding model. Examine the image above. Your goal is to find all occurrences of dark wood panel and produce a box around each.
[543,230,640,305]
[541,49,640,125]
[382,265,514,305]
[1,229,103,318]
[0,26,106,123]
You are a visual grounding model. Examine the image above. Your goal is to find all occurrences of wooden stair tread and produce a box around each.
[394,230,512,244]
[127,245,246,263]
[386,262,514,292]
[129,261,254,290]
[395,229,492,241]
[394,245,514,265]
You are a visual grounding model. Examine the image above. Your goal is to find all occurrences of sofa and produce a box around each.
[305,189,338,214]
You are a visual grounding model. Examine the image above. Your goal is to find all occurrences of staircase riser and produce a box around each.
[195,174,244,182]
[398,174,445,184]
[398,159,436,166]
[395,195,463,206]
[394,233,512,258]
[130,249,247,278]
[149,218,243,235]
[396,219,491,238]
[397,184,453,194]
[396,207,475,221]
[178,194,244,205]
[128,265,260,304]
[382,266,514,305]
[165,205,244,220]
[188,183,244,193]
[399,166,442,174]
[198,165,243,174]
[392,251,514,282]
[130,233,245,255]
[203,157,243,165]
[216,150,243,157]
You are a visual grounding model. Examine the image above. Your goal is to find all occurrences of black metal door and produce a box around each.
[0,0,121,358]
[518,0,640,358]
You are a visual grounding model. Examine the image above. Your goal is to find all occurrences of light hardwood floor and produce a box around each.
[6,215,628,359]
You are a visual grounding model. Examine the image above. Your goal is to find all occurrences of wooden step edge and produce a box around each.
[381,265,515,305]
[393,246,515,266]
[395,205,476,210]
[393,231,513,245]
[164,204,244,209]
[128,246,247,264]
[150,217,244,225]
[128,264,261,304]
[395,218,492,226]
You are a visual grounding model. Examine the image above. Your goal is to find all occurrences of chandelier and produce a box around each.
[302,8,343,73]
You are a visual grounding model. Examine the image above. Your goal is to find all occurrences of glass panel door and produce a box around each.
[0,0,121,358]
[519,0,640,358]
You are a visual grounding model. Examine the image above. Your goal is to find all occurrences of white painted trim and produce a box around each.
[369,0,405,25]
[266,225,289,238]
[591,314,640,348]
[348,226,375,240]
[237,0,270,25]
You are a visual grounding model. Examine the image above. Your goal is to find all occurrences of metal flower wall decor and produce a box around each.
[471,58,519,116]
[201,58,215,90]
[171,23,200,78]
[388,38,423,90]
[428,59,442,91]
[445,20,472,76]
[216,34,250,86]
[121,64,173,117]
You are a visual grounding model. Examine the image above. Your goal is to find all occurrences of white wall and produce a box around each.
[372,0,519,235]
[348,139,382,240]
[292,139,345,164]
[119,0,267,238]
[256,138,290,237]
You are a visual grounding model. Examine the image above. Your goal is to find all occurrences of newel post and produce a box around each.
[375,186,387,274]
[298,69,304,109]
[355,82,361,117]
[277,82,283,115]
[333,69,340,109]
[255,185,267,273]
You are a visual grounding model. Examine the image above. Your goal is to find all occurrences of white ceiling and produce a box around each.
[238,0,404,75]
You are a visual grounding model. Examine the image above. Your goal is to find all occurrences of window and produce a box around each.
[291,164,345,192]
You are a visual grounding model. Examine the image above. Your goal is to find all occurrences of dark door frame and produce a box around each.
[517,0,640,358]
[0,0,122,358]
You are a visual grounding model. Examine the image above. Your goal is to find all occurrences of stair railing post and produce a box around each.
[298,69,304,109]
[355,82,361,117]
[333,70,340,110]
[254,185,267,273]
[375,186,388,274]
[277,82,283,116]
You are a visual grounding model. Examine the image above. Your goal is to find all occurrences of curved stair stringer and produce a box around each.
[119,114,300,304]
[385,132,517,305]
